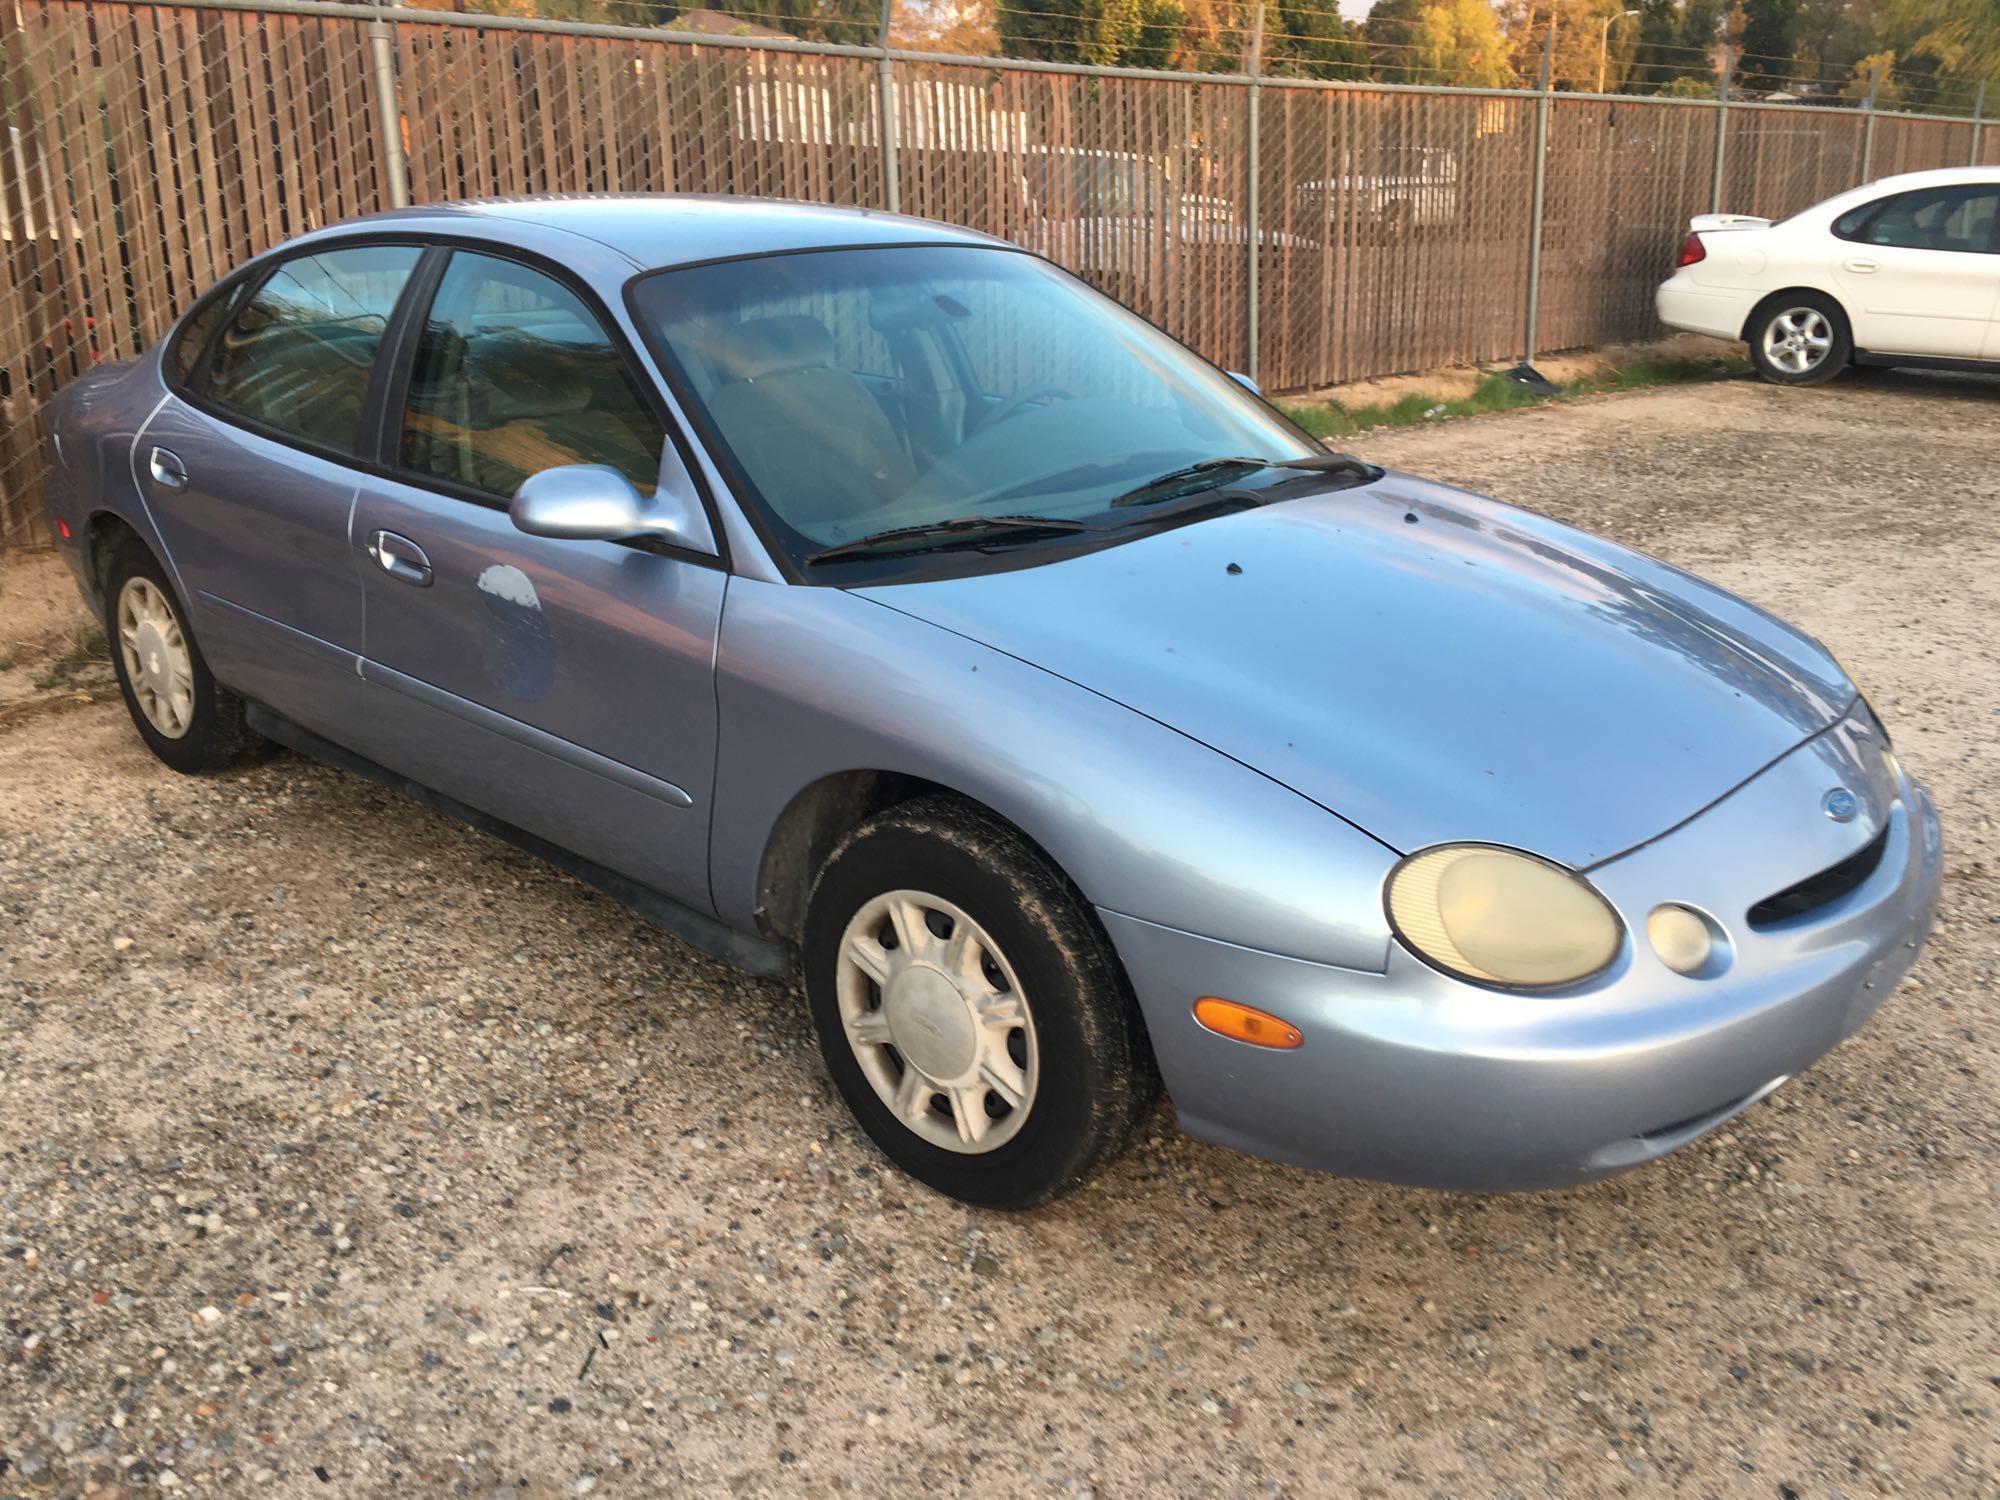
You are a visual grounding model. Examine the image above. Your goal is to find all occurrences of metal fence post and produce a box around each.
[1860,61,1882,181]
[1709,52,1732,215]
[877,0,900,214]
[1522,26,1552,363]
[1244,2,1263,385]
[367,8,410,209]
[1972,80,1987,167]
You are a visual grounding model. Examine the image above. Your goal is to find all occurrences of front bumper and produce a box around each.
[1105,715,1942,1192]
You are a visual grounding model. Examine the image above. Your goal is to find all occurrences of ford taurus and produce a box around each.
[43,197,1941,1207]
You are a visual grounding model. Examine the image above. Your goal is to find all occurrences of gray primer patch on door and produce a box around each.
[477,564,555,700]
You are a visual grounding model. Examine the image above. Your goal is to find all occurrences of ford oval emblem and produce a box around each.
[1822,787,1859,822]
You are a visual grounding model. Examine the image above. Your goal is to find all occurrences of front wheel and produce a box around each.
[1749,295,1850,386]
[802,797,1158,1209]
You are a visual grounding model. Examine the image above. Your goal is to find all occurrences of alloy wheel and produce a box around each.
[1761,307,1832,375]
[834,889,1038,1154]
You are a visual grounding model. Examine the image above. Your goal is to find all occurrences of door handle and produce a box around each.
[147,446,188,491]
[1843,257,1880,273]
[366,529,433,587]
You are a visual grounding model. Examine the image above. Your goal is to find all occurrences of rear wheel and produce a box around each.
[1748,294,1850,386]
[104,541,269,774]
[802,797,1157,1209]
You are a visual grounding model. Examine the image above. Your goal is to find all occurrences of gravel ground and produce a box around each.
[1,370,1995,1498]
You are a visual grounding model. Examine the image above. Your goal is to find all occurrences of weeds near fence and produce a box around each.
[34,623,109,691]
[1280,354,1749,440]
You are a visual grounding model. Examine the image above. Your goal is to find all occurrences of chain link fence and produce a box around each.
[2,0,1989,548]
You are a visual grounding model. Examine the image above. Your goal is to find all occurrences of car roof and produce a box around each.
[350,194,1008,268]
[1855,165,2000,194]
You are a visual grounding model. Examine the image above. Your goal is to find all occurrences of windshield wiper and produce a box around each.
[1108,452,1380,508]
[802,513,1090,565]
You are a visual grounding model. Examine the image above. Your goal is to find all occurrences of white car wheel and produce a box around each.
[1760,307,1834,376]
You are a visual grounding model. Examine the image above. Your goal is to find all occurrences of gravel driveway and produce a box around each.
[2,369,1995,1498]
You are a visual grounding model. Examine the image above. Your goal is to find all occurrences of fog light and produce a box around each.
[1647,905,1713,975]
[1193,997,1303,1049]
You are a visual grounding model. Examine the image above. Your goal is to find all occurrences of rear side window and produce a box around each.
[398,252,666,499]
[1839,186,2000,253]
[196,244,423,454]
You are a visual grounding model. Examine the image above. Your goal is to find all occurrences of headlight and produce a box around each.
[1385,845,1623,989]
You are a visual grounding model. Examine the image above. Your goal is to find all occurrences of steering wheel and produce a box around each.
[983,383,1074,428]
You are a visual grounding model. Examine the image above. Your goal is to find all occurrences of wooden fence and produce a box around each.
[1,0,1988,547]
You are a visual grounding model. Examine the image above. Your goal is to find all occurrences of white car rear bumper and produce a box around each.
[1655,278,1756,342]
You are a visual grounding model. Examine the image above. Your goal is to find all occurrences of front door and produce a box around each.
[347,248,725,910]
[1833,183,2000,358]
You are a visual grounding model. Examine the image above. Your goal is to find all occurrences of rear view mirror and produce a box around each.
[510,464,716,556]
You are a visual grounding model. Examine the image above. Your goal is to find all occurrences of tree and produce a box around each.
[1364,0,1516,86]
[1735,0,1804,91]
[1626,0,1726,94]
[1659,67,1719,91]
[1259,0,1371,79]
[1872,0,2000,113]
[994,0,1191,66]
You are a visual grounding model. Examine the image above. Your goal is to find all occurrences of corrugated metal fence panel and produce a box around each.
[0,0,386,546]
[1537,97,1718,352]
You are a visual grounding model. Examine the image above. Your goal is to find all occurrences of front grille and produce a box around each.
[1747,826,1890,928]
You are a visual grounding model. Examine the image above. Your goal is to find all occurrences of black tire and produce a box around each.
[1747,292,1851,387]
[802,796,1159,1209]
[102,539,269,775]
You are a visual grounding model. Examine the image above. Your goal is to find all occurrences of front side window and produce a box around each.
[196,244,422,453]
[630,245,1317,570]
[400,252,666,499]
[1843,186,2000,253]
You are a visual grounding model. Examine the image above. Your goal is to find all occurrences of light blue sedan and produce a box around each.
[43,197,1941,1207]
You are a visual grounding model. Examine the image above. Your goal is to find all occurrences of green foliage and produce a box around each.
[1658,71,1719,96]
[1364,0,1515,87]
[996,0,1193,66]
[1628,0,1725,95]
[1738,0,1805,91]
[1261,0,1370,80]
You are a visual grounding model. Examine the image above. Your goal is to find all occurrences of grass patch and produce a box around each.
[34,622,109,691]
[1279,353,1745,441]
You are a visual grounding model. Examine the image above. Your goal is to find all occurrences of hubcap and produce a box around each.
[835,890,1038,1154]
[1762,307,1832,375]
[117,577,194,739]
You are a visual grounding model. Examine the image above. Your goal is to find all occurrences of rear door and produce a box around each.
[137,242,424,734]
[1832,184,2000,357]
[345,247,725,910]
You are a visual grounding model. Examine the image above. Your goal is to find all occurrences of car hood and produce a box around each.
[856,472,1854,867]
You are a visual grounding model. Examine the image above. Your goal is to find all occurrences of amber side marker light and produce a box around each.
[1193,997,1304,1050]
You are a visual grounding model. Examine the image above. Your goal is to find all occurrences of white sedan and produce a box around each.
[1656,166,2000,385]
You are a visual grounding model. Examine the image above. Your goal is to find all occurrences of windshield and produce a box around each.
[628,245,1321,572]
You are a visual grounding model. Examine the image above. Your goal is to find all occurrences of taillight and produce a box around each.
[1676,233,1707,268]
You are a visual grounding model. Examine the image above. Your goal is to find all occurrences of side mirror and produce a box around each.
[510,464,716,556]
[1227,370,1262,397]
